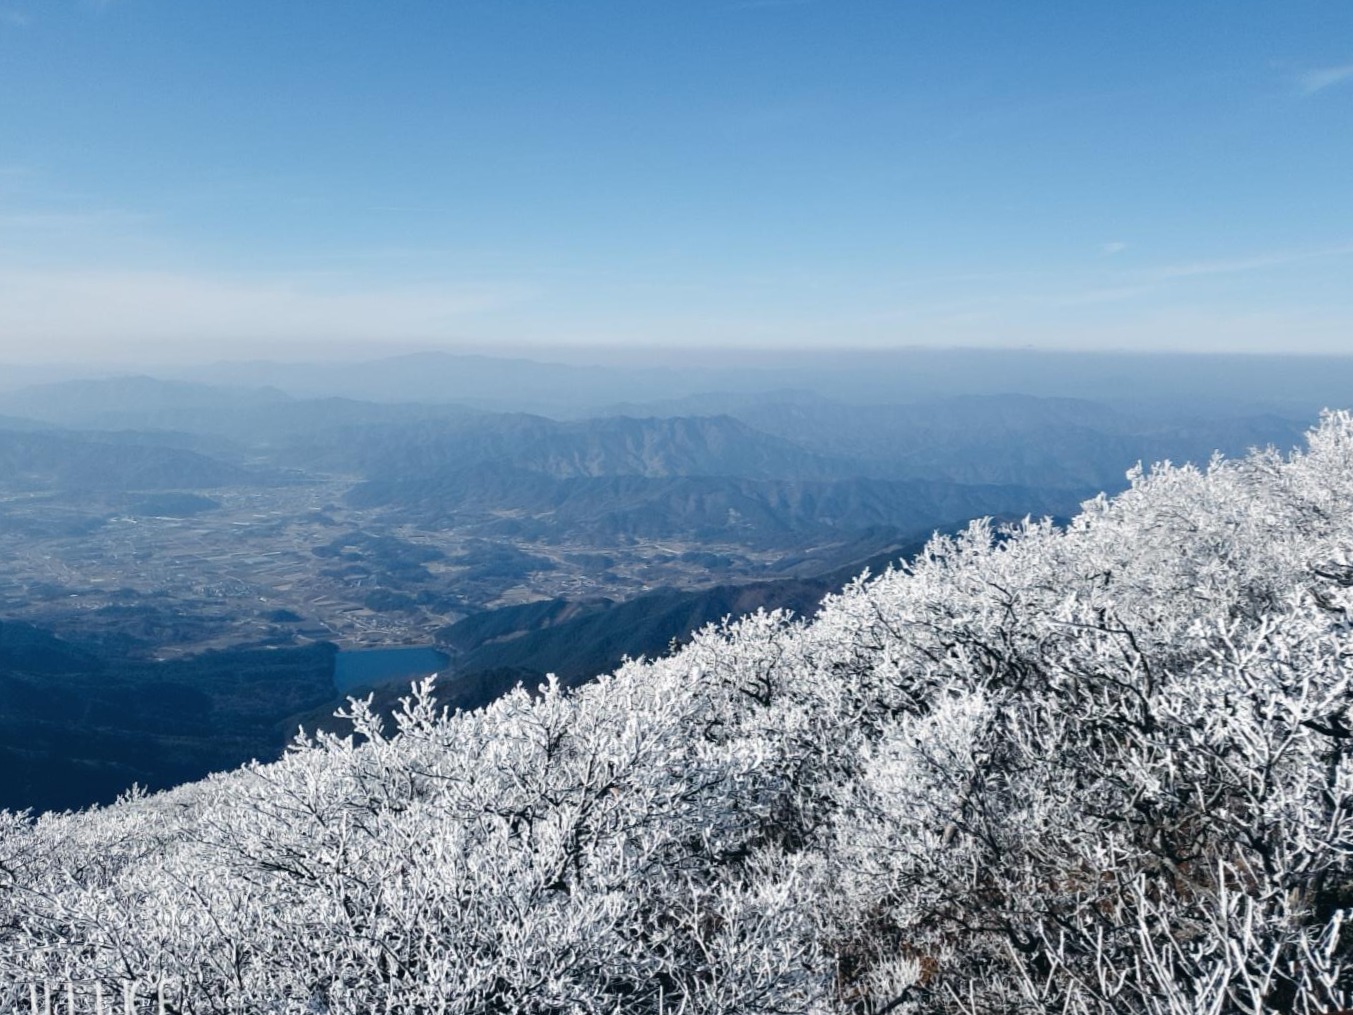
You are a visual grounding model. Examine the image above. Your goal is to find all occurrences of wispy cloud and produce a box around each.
[0,209,148,231]
[1101,241,1128,256]
[1037,285,1155,308]
[0,8,30,27]
[1155,242,1353,279]
[1299,63,1353,95]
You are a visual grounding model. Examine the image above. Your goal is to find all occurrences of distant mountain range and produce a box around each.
[295,412,853,480]
[347,466,1079,548]
[10,347,1353,417]
[159,347,1353,417]
[0,371,1319,545]
[670,393,1312,489]
[1,367,1321,482]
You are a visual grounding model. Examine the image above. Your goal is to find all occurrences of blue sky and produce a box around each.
[0,1,1351,362]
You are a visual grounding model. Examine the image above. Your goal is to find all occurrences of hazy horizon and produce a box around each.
[6,345,1353,425]
[5,340,1353,375]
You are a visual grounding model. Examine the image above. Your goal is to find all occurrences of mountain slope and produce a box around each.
[438,533,934,694]
[0,625,338,813]
[4,414,1353,1014]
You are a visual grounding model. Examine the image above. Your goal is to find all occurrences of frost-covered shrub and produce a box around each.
[3,413,1352,1014]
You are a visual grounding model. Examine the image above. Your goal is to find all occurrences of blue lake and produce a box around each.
[334,646,450,694]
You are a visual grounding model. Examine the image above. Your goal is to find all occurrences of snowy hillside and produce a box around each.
[4,414,1353,1014]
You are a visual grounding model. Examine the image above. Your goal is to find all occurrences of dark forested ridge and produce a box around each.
[0,622,338,812]
[440,533,934,691]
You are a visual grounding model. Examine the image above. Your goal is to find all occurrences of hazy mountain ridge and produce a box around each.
[0,429,263,492]
[0,375,291,429]
[0,367,1320,494]
[604,390,1315,488]
[305,412,854,481]
[163,348,1353,416]
[0,381,482,448]
[347,466,1084,547]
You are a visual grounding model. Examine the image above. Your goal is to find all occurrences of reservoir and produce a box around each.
[334,645,450,694]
